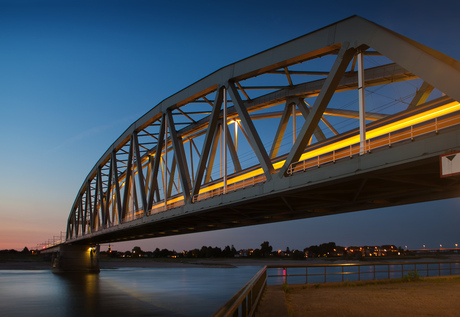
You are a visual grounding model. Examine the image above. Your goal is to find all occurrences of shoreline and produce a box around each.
[1,254,459,270]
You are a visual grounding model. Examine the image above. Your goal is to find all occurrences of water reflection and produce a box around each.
[0,267,261,317]
[55,272,177,317]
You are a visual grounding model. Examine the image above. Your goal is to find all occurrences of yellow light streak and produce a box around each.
[149,101,460,207]
[198,101,460,195]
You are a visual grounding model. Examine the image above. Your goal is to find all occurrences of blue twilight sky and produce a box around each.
[1,0,460,252]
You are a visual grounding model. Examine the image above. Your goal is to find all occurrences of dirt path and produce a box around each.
[283,276,460,316]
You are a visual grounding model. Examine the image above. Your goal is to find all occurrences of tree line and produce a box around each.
[105,241,382,259]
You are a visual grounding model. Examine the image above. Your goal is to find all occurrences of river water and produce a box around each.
[0,266,262,317]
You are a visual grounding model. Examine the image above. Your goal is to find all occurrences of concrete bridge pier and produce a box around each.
[51,244,100,273]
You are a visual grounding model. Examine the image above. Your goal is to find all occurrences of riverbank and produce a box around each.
[0,256,321,270]
[1,253,459,270]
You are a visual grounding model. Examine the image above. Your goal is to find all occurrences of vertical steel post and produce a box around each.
[164,117,168,211]
[358,50,366,154]
[234,121,238,152]
[292,104,296,144]
[190,140,194,182]
[223,87,227,194]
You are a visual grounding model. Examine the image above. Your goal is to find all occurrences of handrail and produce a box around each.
[215,260,460,316]
[266,261,460,284]
[213,266,267,317]
[289,112,460,174]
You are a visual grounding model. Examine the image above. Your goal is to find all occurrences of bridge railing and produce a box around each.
[192,174,267,203]
[213,266,267,317]
[289,112,460,175]
[37,231,66,250]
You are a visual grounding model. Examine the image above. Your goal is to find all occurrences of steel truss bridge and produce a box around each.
[65,16,460,245]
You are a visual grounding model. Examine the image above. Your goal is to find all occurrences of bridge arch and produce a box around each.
[66,16,460,244]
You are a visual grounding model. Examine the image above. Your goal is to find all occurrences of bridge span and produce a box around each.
[51,16,460,272]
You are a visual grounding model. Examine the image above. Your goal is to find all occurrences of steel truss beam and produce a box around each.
[65,16,460,242]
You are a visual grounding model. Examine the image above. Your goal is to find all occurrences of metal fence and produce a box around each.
[266,261,460,285]
[213,260,460,317]
[213,266,267,317]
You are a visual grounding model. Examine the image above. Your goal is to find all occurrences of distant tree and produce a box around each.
[231,245,237,257]
[21,247,30,254]
[291,250,305,260]
[159,248,170,257]
[132,246,143,257]
[153,248,161,258]
[199,246,208,258]
[285,247,291,255]
[223,245,232,257]
[260,241,272,257]
[213,246,222,257]
[252,248,263,258]
[318,242,336,256]
[305,245,320,257]
[188,248,199,258]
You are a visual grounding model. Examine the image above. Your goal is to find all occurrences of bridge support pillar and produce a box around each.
[51,244,100,274]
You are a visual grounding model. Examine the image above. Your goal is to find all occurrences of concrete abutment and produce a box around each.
[51,244,100,273]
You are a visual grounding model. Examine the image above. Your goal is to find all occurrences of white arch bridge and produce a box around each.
[64,16,460,246]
